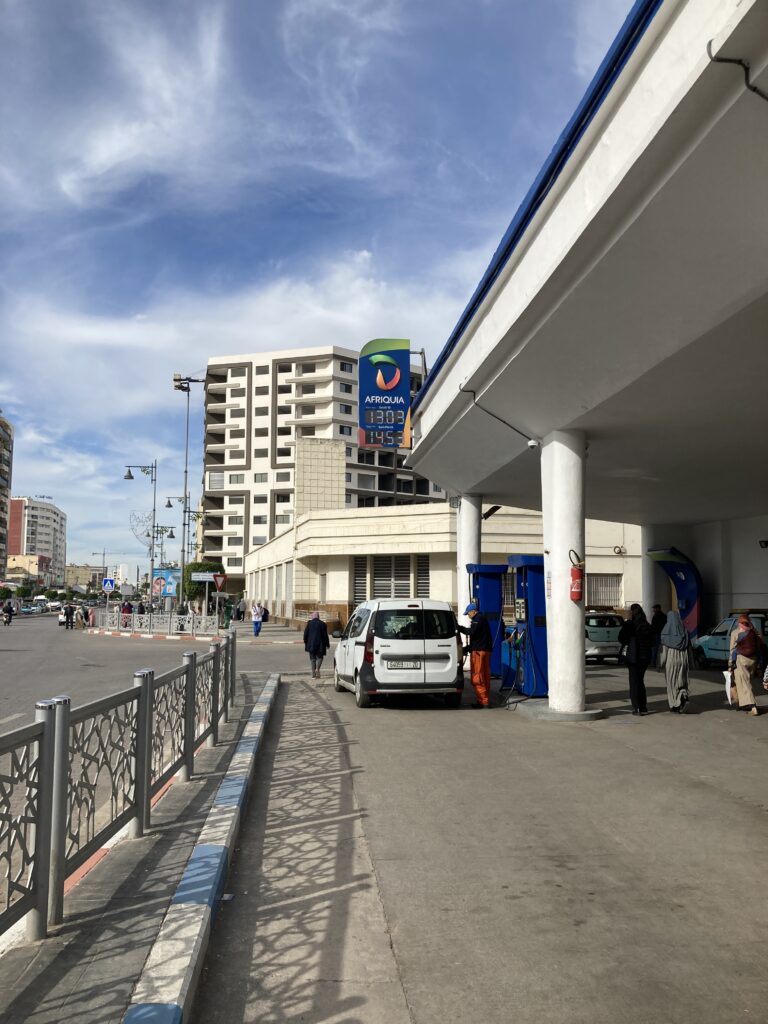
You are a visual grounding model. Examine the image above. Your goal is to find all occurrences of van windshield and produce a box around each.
[374,609,457,640]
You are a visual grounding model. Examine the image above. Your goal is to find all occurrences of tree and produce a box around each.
[44,588,59,599]
[183,561,224,602]
[15,584,33,599]
[0,587,11,602]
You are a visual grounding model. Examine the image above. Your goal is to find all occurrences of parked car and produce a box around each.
[691,612,767,667]
[47,600,62,611]
[585,611,624,662]
[332,599,464,708]
[20,604,42,615]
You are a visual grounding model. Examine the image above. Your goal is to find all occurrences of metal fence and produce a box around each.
[97,610,221,635]
[0,631,236,942]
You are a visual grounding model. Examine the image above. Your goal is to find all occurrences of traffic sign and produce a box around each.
[102,577,115,593]
[213,573,227,592]
[191,572,215,582]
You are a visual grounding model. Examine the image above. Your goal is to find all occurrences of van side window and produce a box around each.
[375,610,423,639]
[423,610,456,639]
[349,609,371,639]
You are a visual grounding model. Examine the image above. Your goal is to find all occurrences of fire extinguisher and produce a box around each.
[569,550,584,603]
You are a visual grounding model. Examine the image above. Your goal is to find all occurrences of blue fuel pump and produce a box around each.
[501,555,549,697]
[465,563,508,677]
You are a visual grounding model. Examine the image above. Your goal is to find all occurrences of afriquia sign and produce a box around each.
[358,338,412,449]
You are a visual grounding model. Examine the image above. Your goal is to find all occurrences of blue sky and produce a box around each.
[0,0,632,577]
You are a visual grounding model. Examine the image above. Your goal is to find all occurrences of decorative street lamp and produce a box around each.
[172,374,205,610]
[124,460,158,625]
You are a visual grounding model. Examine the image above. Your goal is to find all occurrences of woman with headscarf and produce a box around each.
[660,609,690,713]
[303,611,330,679]
[618,603,653,715]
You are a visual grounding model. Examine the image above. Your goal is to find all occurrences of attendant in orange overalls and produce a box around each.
[458,603,493,708]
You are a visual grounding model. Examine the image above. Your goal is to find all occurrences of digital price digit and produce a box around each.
[363,408,405,425]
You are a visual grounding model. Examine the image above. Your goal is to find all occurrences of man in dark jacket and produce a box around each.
[303,611,330,679]
[650,604,667,668]
[457,603,493,708]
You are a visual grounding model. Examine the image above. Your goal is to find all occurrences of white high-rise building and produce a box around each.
[8,496,67,584]
[202,346,445,591]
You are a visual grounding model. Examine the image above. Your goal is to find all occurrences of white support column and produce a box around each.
[456,495,481,622]
[640,524,657,612]
[541,430,590,716]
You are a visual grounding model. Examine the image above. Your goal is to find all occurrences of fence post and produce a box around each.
[48,695,71,926]
[228,629,237,718]
[208,641,220,748]
[129,670,153,839]
[27,699,55,942]
[180,650,197,782]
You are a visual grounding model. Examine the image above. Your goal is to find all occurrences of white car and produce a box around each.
[332,599,464,708]
[585,612,624,662]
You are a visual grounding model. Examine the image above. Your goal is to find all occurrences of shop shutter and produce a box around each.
[393,556,411,598]
[372,556,391,599]
[416,555,430,597]
[353,557,368,603]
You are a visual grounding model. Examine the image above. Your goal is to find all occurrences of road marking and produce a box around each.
[0,712,23,726]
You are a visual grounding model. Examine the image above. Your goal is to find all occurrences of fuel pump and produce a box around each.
[465,563,508,677]
[501,554,549,697]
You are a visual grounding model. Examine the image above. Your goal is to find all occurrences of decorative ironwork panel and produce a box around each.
[194,655,214,740]
[66,699,138,864]
[0,730,42,925]
[152,674,186,783]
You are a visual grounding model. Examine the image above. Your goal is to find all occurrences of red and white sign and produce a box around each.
[213,573,227,592]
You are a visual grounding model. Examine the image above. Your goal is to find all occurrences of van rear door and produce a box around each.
[423,607,458,686]
[373,606,426,686]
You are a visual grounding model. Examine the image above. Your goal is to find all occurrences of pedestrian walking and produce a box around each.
[237,597,246,622]
[64,601,75,630]
[223,599,233,629]
[618,604,653,714]
[87,606,97,627]
[650,603,667,668]
[75,604,86,630]
[728,612,763,716]
[303,610,330,678]
[2,599,14,626]
[457,602,493,708]
[659,609,690,712]
[251,601,264,637]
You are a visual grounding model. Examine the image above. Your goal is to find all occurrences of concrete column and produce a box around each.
[541,431,587,715]
[456,495,481,622]
[640,524,657,612]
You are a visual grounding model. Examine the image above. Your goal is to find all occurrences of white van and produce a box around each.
[332,599,464,708]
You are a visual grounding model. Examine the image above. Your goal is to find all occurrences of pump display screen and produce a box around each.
[363,408,406,426]
[364,429,405,448]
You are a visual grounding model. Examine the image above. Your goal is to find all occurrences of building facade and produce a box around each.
[6,553,54,588]
[64,563,104,589]
[202,346,445,592]
[8,497,67,584]
[0,413,13,577]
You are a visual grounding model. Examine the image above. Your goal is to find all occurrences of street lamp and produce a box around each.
[173,373,205,610]
[124,460,158,624]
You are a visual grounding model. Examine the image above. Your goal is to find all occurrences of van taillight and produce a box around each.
[364,625,375,664]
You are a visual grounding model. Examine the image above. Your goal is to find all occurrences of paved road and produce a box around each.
[0,617,312,728]
[194,665,768,1024]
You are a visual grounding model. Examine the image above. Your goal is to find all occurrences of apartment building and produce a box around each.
[0,412,13,577]
[64,563,104,589]
[8,497,67,584]
[202,346,445,591]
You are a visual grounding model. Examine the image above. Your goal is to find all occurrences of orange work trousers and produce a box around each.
[470,650,491,706]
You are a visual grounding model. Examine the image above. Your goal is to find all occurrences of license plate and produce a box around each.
[388,660,421,670]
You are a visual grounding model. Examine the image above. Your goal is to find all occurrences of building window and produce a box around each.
[353,557,367,603]
[345,493,352,504]
[339,425,352,436]
[344,472,352,483]
[254,386,269,396]
[253,448,268,458]
[275,493,290,503]
[277,384,291,394]
[229,449,245,459]
[358,474,376,490]
[254,428,268,437]
[340,360,353,373]
[300,405,315,416]
[301,363,316,374]
[277,446,291,457]
[208,472,225,490]
[230,387,246,397]
[357,450,375,465]
[228,495,245,505]
[227,537,242,546]
[251,536,266,546]
[230,409,245,418]
[227,557,243,566]
[253,495,268,504]
[300,427,315,437]
[253,407,268,416]
[255,365,268,375]
[397,480,413,493]
[345,446,353,458]
[253,515,267,525]
[277,362,292,373]
[230,367,246,377]
[228,515,244,525]
[432,483,442,492]
[340,382,353,394]
[254,473,267,483]
[277,427,291,437]
[275,514,291,525]
[586,574,623,607]
[277,405,291,415]
[229,429,245,438]
[229,473,244,484]
[276,471,290,481]
[340,403,353,415]
[301,384,315,395]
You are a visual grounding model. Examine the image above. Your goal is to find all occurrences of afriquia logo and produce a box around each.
[369,353,401,391]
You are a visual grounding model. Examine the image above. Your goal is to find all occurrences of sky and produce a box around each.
[0,0,633,578]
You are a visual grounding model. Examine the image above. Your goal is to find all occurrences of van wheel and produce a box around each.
[444,693,462,708]
[333,665,344,692]
[354,674,371,708]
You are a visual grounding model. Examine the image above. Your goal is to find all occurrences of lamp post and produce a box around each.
[173,374,205,612]
[124,460,158,627]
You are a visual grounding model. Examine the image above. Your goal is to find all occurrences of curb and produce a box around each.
[86,629,302,645]
[122,673,280,1024]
